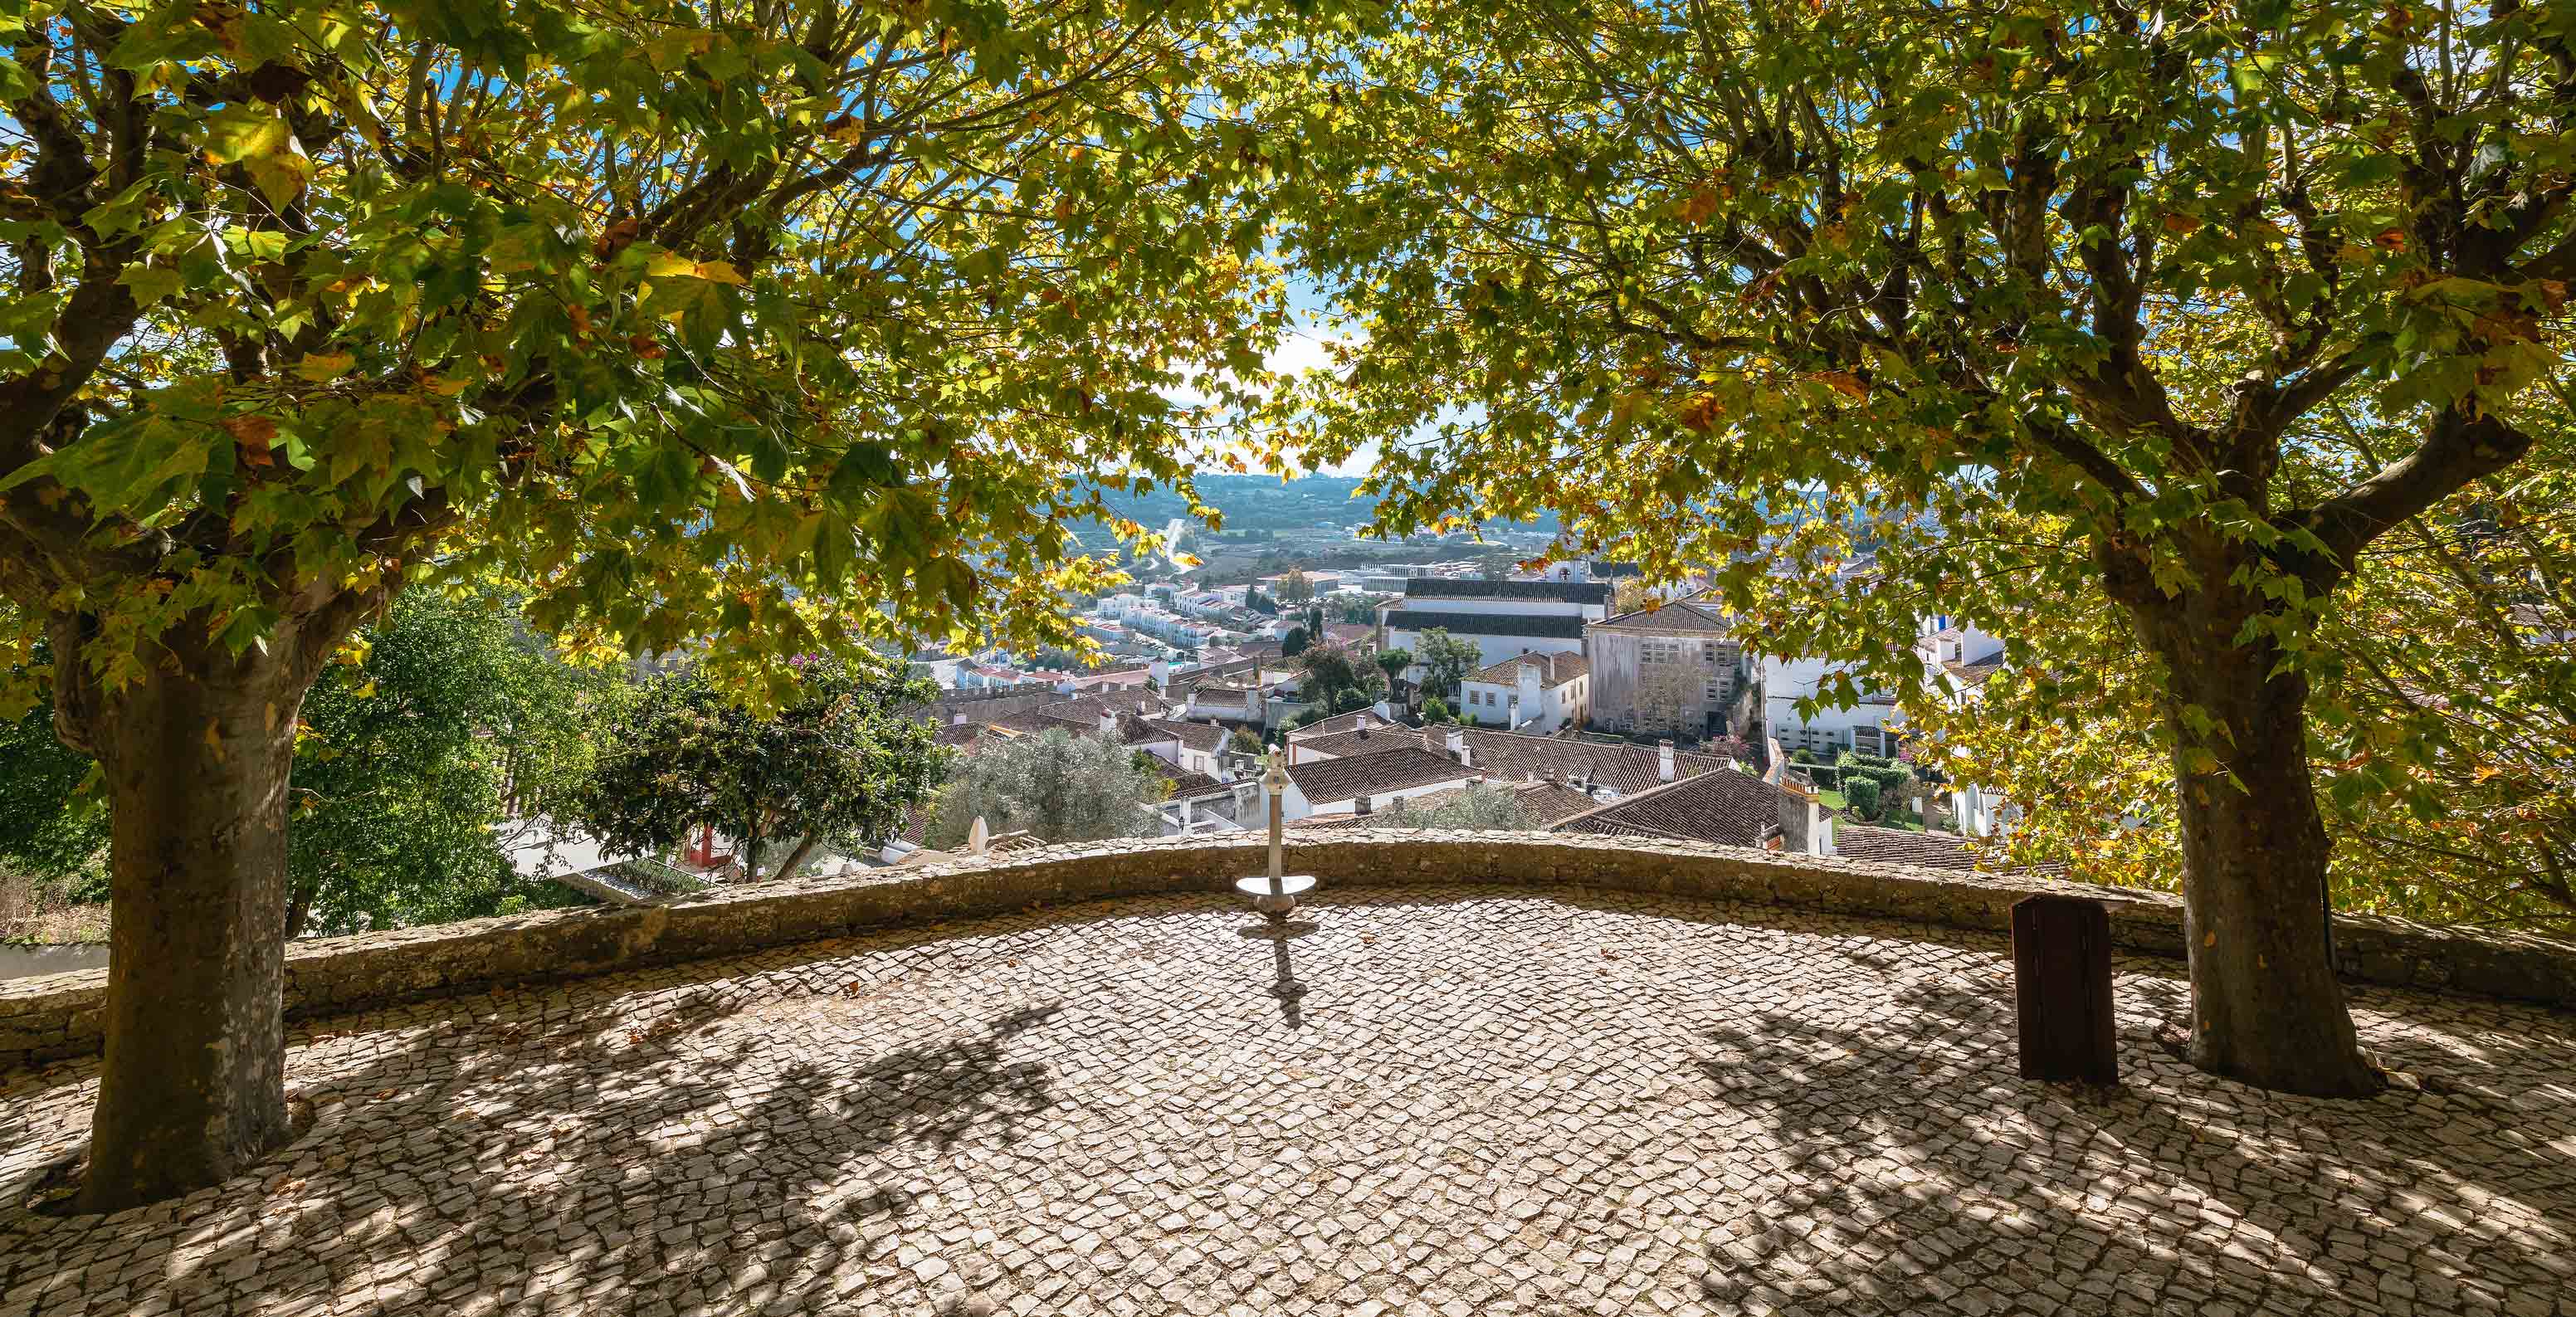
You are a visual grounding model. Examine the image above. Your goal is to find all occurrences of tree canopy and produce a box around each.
[1,0,1303,1211]
[1379,781,1532,830]
[1258,0,2576,1095]
[1,590,611,932]
[2,0,1298,701]
[1412,627,1481,700]
[576,661,946,880]
[1275,567,1316,604]
[923,728,1164,846]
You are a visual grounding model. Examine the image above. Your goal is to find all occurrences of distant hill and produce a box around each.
[1086,474,1378,533]
[1071,474,1556,549]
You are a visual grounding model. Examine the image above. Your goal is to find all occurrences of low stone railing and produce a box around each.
[6,832,2572,1068]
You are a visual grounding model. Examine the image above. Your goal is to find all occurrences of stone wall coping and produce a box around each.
[7,832,2572,1070]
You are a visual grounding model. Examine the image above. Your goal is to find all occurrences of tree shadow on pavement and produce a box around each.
[1686,968,2576,1316]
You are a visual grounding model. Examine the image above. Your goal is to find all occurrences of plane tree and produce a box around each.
[1,0,1287,1209]
[1265,0,2575,1095]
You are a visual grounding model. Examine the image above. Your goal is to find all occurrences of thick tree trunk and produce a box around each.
[2159,635,2383,1097]
[74,647,304,1213]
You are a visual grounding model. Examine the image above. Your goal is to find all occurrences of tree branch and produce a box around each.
[2294,406,2535,574]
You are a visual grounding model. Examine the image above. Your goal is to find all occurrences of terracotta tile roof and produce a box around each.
[1159,768,1229,800]
[987,709,1074,735]
[1593,597,1735,632]
[1294,725,1748,798]
[1383,609,1589,640]
[1831,826,1986,871]
[1550,768,1790,847]
[1146,718,1231,751]
[1115,712,1174,745]
[1291,779,1599,829]
[1468,651,1590,689]
[1944,656,2007,687]
[1041,695,1167,724]
[1165,657,1264,699]
[1507,782,1607,826]
[1285,747,1477,806]
[1284,709,1399,741]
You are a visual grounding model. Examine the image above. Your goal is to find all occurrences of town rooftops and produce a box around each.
[1287,778,1598,830]
[1593,596,1734,632]
[1158,768,1230,800]
[1029,695,1165,733]
[1402,578,1614,605]
[1944,655,2007,688]
[1284,709,1398,741]
[1144,718,1230,751]
[1551,767,1791,847]
[1832,825,1986,871]
[1382,609,1589,641]
[1285,747,1476,805]
[1293,724,1748,798]
[1468,651,1590,689]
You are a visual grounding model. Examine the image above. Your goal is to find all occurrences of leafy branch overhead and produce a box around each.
[1267,0,2571,668]
[1,0,1295,705]
[1254,0,2572,1094]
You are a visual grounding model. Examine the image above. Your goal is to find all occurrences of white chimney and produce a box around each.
[1422,723,1440,754]
[1658,739,1676,783]
[1447,728,1469,766]
[1097,710,1119,736]
[1357,712,1372,732]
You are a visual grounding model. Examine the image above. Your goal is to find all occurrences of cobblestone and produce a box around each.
[2,886,2572,1316]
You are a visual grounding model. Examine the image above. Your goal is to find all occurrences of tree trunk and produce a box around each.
[771,834,823,882]
[2159,631,2383,1098]
[73,646,305,1212]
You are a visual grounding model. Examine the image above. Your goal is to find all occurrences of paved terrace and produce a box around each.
[4,866,2576,1315]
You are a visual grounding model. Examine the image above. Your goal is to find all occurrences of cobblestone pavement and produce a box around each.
[5,887,2574,1317]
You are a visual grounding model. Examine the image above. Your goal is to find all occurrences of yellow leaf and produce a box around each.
[693,260,748,285]
[644,250,699,279]
[296,351,355,382]
[1815,369,1869,401]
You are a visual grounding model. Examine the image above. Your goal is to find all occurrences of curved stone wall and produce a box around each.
[5,832,2572,1068]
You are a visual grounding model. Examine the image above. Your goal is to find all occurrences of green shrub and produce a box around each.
[1843,776,1881,820]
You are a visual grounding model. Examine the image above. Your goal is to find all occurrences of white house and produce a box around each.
[1457,652,1590,734]
[1382,578,1608,671]
[1759,655,1907,758]
[1278,747,1480,822]
[1758,617,2003,758]
[1143,717,1232,777]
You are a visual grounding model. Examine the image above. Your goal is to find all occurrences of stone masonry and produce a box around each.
[4,885,2573,1316]
[7,834,2574,1069]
